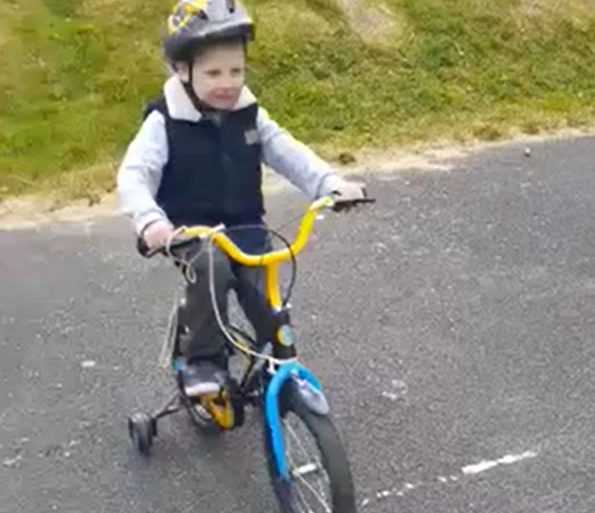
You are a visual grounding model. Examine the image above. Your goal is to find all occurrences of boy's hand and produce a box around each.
[142,219,175,250]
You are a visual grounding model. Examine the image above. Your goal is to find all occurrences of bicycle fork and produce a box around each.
[264,362,330,480]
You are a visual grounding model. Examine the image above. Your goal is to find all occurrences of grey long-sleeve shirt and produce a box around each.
[117,76,347,235]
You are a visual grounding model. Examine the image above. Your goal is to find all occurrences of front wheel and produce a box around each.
[264,386,357,513]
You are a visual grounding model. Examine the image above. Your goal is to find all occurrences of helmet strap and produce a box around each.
[181,60,203,112]
[181,60,226,121]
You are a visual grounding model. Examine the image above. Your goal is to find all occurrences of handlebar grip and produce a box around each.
[164,237,200,254]
[332,196,376,212]
[137,236,200,259]
[136,236,152,258]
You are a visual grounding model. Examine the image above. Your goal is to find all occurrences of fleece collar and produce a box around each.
[163,75,257,122]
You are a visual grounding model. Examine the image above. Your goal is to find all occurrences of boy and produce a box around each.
[117,0,366,397]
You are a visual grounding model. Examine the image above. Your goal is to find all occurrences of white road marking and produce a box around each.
[361,450,538,508]
[462,451,538,475]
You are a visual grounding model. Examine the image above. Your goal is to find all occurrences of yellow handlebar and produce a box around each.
[179,196,335,267]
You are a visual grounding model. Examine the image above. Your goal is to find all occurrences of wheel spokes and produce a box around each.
[283,415,332,513]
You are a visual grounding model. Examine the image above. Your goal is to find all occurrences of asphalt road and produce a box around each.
[1,135,594,513]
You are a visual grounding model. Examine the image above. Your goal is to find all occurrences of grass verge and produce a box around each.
[0,0,593,203]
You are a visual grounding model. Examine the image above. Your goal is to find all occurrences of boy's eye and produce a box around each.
[206,70,221,77]
[231,68,244,76]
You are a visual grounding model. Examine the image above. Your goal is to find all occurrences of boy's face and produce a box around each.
[179,42,246,111]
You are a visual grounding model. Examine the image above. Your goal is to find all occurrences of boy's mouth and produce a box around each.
[211,93,239,107]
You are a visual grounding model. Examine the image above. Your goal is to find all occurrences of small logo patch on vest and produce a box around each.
[244,129,260,146]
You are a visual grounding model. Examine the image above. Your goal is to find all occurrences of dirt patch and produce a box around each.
[350,126,595,176]
[515,0,595,16]
[335,0,403,45]
[0,194,119,230]
[511,0,595,30]
[1,126,593,231]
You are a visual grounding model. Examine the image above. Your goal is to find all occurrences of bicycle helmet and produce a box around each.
[164,0,255,64]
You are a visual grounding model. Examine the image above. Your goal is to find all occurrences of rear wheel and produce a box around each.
[184,397,218,429]
[183,377,245,432]
[265,386,356,513]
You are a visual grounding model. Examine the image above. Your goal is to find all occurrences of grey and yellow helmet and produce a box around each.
[164,0,255,62]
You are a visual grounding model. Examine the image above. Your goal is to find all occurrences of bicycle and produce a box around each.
[127,194,374,513]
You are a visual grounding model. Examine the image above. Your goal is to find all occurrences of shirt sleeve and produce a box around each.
[116,110,170,235]
[257,107,346,199]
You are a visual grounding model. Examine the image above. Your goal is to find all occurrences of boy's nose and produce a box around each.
[217,74,232,86]
[220,76,241,91]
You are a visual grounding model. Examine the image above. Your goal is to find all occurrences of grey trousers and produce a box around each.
[175,241,275,362]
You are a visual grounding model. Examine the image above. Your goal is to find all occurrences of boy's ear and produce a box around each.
[175,62,190,83]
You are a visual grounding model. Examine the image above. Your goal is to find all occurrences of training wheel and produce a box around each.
[128,412,155,456]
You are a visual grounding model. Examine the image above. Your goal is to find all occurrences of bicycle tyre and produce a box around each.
[264,385,357,513]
